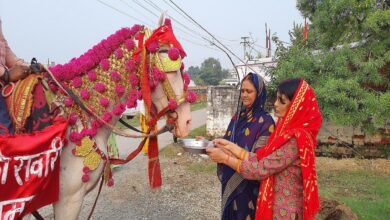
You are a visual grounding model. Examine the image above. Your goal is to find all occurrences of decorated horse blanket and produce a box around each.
[0,118,68,220]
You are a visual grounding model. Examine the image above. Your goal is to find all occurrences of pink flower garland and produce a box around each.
[102,112,112,122]
[168,47,180,60]
[80,89,90,100]
[100,98,110,107]
[129,74,139,87]
[186,91,197,103]
[168,98,178,110]
[72,77,83,88]
[48,25,142,83]
[126,60,136,73]
[125,39,135,51]
[113,102,126,116]
[146,41,158,53]
[111,71,121,82]
[94,83,106,93]
[64,97,74,107]
[68,113,78,125]
[115,84,125,97]
[100,59,110,71]
[87,70,97,81]
[114,48,123,59]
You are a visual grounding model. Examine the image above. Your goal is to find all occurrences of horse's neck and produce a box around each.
[94,126,112,155]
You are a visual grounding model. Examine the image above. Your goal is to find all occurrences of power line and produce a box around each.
[162,0,239,44]
[120,0,210,45]
[119,0,157,25]
[141,0,214,44]
[143,0,162,12]
[167,0,256,73]
[96,0,154,27]
[132,0,160,18]
[98,0,220,57]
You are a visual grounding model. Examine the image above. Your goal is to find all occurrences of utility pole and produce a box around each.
[265,23,271,58]
[240,36,250,61]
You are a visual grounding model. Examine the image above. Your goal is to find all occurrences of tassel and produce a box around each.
[148,135,162,188]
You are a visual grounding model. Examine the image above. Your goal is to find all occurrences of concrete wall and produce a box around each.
[206,86,239,137]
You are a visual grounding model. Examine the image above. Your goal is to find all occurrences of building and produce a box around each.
[222,57,277,86]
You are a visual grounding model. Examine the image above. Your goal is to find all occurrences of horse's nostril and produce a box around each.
[186,119,192,125]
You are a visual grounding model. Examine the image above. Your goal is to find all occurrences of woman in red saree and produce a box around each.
[207,78,322,220]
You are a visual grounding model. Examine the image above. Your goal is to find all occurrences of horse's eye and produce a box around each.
[158,49,168,53]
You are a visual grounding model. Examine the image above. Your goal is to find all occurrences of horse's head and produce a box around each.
[46,17,195,144]
[143,17,193,137]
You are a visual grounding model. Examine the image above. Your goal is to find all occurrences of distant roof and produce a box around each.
[189,79,196,87]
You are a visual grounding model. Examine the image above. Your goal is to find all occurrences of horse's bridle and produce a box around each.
[44,65,178,138]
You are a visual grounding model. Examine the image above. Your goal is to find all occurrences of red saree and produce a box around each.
[255,79,322,220]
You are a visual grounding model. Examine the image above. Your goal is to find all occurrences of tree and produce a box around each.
[270,0,390,131]
[187,66,204,85]
[187,57,229,85]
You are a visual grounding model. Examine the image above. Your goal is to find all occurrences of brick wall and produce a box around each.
[206,86,390,158]
[189,86,207,103]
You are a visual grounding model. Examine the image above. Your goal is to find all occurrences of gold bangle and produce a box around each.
[239,148,246,160]
[236,159,242,173]
[238,148,243,159]
[243,151,248,160]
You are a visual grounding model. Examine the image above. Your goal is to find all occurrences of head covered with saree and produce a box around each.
[221,72,274,219]
[255,79,322,220]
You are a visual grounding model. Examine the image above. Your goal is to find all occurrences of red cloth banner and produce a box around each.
[0,118,68,220]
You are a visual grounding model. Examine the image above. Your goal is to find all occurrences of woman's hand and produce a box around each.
[9,64,30,82]
[206,147,228,164]
[213,138,239,153]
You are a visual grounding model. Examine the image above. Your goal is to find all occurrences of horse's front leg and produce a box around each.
[53,144,104,220]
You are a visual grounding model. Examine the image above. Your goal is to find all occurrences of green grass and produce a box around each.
[317,169,390,219]
[160,124,207,157]
[190,101,207,111]
[187,124,207,138]
[187,161,216,174]
[115,114,140,129]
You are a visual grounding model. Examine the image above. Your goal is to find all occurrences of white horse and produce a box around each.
[30,17,193,219]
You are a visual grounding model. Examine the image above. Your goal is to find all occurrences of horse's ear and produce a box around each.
[158,12,167,27]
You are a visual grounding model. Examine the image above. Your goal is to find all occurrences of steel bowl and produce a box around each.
[178,139,213,154]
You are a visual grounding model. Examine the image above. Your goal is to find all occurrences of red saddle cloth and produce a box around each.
[0,118,68,220]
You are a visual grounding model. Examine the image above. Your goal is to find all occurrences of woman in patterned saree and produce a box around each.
[208,78,322,220]
[219,72,274,220]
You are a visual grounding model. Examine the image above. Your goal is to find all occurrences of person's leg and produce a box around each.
[0,95,14,135]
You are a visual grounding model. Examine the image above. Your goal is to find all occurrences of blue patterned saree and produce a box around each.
[219,73,274,220]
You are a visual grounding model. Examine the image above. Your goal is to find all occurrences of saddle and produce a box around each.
[3,73,53,134]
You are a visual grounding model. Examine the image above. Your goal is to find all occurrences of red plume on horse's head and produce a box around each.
[145,18,186,58]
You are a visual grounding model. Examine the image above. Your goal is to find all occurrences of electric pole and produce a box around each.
[240,36,250,61]
[265,23,271,57]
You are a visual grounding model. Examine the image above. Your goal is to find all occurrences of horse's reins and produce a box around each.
[43,66,174,138]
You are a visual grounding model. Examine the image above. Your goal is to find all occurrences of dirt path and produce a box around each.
[39,109,219,219]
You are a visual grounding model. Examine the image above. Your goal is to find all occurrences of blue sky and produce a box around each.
[0,0,302,69]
